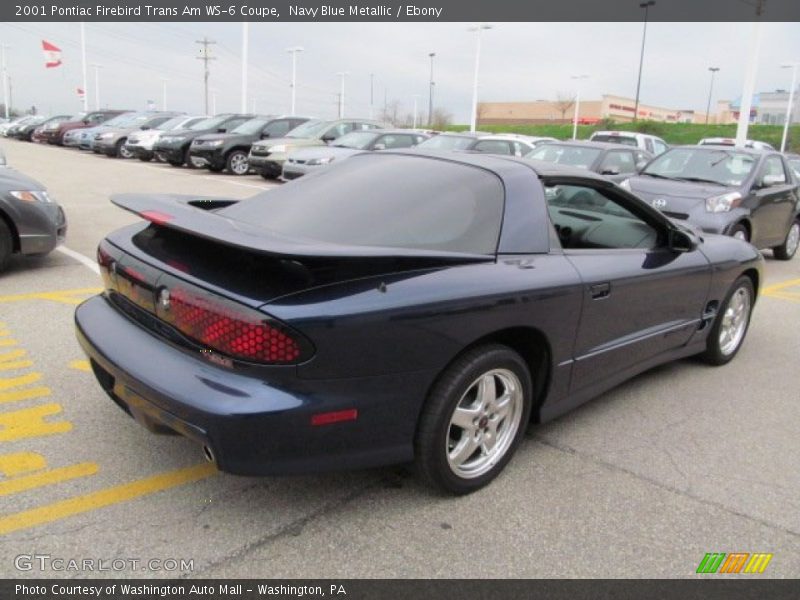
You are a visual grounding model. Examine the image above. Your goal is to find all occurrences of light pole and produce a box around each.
[705,67,720,124]
[571,75,589,140]
[369,73,374,119]
[161,77,169,111]
[780,62,799,153]
[287,46,303,116]
[79,23,88,112]
[241,23,249,113]
[92,63,102,110]
[469,24,492,132]
[412,94,420,128]
[336,71,348,118]
[428,52,435,127]
[633,1,655,122]
[1,45,9,119]
[210,89,217,115]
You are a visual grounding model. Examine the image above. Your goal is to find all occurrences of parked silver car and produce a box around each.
[124,115,208,162]
[92,112,183,158]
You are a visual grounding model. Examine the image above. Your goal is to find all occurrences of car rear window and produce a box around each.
[590,134,638,147]
[221,154,505,254]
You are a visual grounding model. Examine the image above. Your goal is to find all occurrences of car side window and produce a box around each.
[653,139,668,155]
[262,120,291,138]
[760,156,787,184]
[473,140,513,155]
[378,134,415,149]
[224,117,249,131]
[644,138,655,153]
[511,141,527,157]
[545,183,659,250]
[327,123,354,138]
[599,150,636,174]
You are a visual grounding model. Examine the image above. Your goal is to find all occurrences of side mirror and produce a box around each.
[601,166,620,176]
[668,228,697,253]
[141,126,151,130]
[217,127,227,133]
[372,143,386,151]
[321,134,336,143]
[759,174,784,188]
[260,132,272,139]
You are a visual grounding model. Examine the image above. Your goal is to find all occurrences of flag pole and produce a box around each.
[80,23,88,111]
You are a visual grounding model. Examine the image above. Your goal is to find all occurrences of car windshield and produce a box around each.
[221,154,505,254]
[190,115,231,131]
[286,120,330,138]
[416,135,476,151]
[527,144,602,169]
[231,118,272,135]
[591,134,638,147]
[331,131,378,149]
[642,148,757,187]
[102,113,136,127]
[156,116,189,131]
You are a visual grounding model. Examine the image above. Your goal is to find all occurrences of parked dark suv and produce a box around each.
[622,145,800,259]
[189,115,309,175]
[39,110,127,146]
[152,114,254,168]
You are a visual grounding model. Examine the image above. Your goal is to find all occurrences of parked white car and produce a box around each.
[589,130,669,155]
[697,137,775,151]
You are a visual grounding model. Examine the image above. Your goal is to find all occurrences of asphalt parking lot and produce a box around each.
[0,140,798,579]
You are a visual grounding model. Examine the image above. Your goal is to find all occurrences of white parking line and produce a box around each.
[56,246,100,275]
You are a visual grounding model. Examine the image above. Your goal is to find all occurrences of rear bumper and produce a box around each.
[75,295,421,475]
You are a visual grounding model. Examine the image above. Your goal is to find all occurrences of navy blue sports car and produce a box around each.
[76,151,763,493]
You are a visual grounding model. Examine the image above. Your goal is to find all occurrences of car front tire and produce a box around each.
[0,219,13,272]
[415,344,532,495]
[226,150,250,175]
[700,276,754,366]
[772,218,800,261]
[729,223,749,243]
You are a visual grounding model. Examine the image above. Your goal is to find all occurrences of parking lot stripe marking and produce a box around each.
[0,339,18,347]
[0,372,42,390]
[0,287,102,305]
[0,404,72,441]
[0,462,216,535]
[0,462,99,497]
[69,360,91,372]
[762,277,800,303]
[0,349,26,362]
[0,451,47,475]
[0,361,34,371]
[0,387,51,404]
[56,246,101,275]
[0,330,10,337]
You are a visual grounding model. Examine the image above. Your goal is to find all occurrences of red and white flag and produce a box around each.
[42,40,62,68]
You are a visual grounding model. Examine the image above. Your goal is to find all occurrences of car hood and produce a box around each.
[288,146,362,160]
[253,136,323,151]
[627,175,738,212]
[0,168,46,191]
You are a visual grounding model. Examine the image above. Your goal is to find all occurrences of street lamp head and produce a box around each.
[286,46,304,53]
[429,52,436,58]
[781,62,799,69]
[639,1,655,7]
[709,67,720,72]
[469,23,493,32]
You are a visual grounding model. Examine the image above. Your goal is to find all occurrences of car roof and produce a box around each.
[676,143,768,156]
[363,128,428,135]
[536,139,635,151]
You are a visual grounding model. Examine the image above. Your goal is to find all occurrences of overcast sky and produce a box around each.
[1,21,799,122]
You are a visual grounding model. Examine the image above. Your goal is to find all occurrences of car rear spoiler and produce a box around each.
[110,193,494,262]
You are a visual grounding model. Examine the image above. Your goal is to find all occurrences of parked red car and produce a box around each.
[39,110,127,146]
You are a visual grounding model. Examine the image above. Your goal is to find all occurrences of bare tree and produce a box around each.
[380,100,402,126]
[429,107,453,130]
[555,92,577,121]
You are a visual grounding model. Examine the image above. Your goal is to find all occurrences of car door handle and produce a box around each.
[590,282,611,299]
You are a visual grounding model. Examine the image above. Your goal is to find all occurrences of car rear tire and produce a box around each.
[414,344,532,495]
[772,219,800,261]
[729,223,749,243]
[700,276,754,366]
[0,219,13,272]
[226,150,250,175]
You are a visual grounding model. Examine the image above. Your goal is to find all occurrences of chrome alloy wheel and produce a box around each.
[785,222,800,258]
[229,152,249,175]
[719,287,751,356]
[119,144,133,159]
[446,369,524,479]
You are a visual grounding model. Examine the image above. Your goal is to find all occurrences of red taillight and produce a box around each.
[161,286,309,364]
[311,409,358,426]
[141,210,173,225]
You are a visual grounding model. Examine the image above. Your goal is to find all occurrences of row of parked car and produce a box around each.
[1,108,799,270]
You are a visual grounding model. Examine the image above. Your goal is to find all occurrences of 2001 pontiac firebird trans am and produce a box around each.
[75,151,763,494]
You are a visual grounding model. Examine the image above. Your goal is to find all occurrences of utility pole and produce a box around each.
[1,45,9,119]
[336,72,348,118]
[469,24,493,132]
[780,62,799,152]
[428,52,435,127]
[196,37,217,115]
[571,75,589,140]
[79,23,88,112]
[92,63,102,110]
[241,23,249,113]
[161,77,169,111]
[287,47,303,116]
[633,1,655,122]
[735,0,765,147]
[705,67,720,124]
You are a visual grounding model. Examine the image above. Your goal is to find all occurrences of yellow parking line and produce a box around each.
[0,462,217,535]
[762,277,800,303]
[0,361,34,371]
[0,462,99,496]
[69,360,91,372]
[0,287,102,305]
[0,387,51,404]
